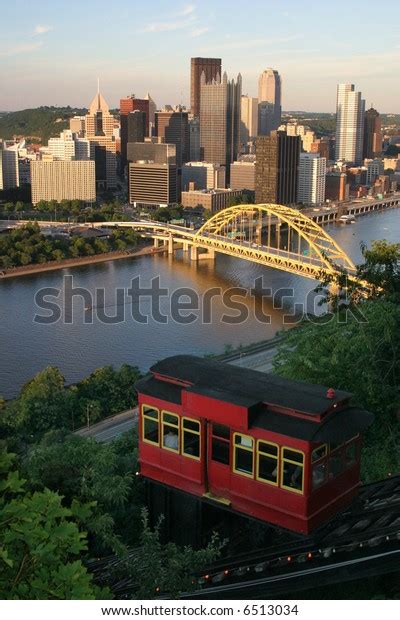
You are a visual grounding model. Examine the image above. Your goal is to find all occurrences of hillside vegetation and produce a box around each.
[0,106,87,143]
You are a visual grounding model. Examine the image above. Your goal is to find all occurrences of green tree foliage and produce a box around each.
[2,364,141,446]
[5,368,73,443]
[0,106,87,144]
[24,431,142,554]
[153,206,183,222]
[0,224,140,269]
[0,450,106,599]
[273,300,400,481]
[74,364,141,422]
[116,509,224,598]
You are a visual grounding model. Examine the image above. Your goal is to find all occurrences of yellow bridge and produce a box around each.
[99,203,356,281]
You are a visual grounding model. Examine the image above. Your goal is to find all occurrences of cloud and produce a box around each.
[0,42,43,57]
[200,35,302,53]
[141,3,198,33]
[180,4,196,16]
[190,27,209,38]
[34,24,53,35]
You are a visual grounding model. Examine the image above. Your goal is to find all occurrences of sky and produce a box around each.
[1,0,399,113]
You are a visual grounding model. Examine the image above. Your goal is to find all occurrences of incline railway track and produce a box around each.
[87,475,400,599]
[184,474,400,598]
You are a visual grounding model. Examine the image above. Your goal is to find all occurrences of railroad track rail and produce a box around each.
[86,475,400,599]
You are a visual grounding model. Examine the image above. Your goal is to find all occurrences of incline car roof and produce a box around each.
[149,355,352,416]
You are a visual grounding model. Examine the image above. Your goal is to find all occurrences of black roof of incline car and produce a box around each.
[135,356,374,442]
[149,355,352,415]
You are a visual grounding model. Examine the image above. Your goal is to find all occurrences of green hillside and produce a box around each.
[0,106,87,144]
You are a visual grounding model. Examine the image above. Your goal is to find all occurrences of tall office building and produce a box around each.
[255,131,300,205]
[30,160,96,205]
[335,84,365,164]
[230,161,256,191]
[127,142,176,166]
[128,163,177,207]
[155,107,189,166]
[297,153,326,205]
[199,71,242,181]
[120,95,150,171]
[69,116,86,137]
[363,107,382,159]
[366,159,384,185]
[127,111,146,144]
[85,86,117,189]
[189,116,200,161]
[182,162,226,191]
[144,93,157,134]
[47,130,90,161]
[0,143,19,190]
[240,95,258,144]
[258,69,282,135]
[190,57,222,117]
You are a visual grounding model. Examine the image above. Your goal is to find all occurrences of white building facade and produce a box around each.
[297,153,326,205]
[335,84,365,164]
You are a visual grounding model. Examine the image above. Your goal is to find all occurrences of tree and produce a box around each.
[116,509,224,598]
[0,450,107,599]
[5,367,73,442]
[273,300,400,482]
[25,431,143,553]
[316,240,400,309]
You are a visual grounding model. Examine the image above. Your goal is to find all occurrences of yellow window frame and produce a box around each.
[161,410,180,453]
[232,432,254,479]
[280,447,305,495]
[256,439,279,486]
[142,404,160,446]
[181,416,201,461]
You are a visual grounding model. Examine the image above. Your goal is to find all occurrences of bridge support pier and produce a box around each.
[153,238,160,248]
[190,245,199,261]
[182,242,189,252]
[168,235,174,255]
[198,248,216,260]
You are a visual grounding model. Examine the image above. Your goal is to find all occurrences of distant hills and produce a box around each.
[0,106,87,144]
[0,106,398,145]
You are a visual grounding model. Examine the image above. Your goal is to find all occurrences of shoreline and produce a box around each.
[0,243,167,280]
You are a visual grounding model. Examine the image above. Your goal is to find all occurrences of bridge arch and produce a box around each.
[195,203,356,275]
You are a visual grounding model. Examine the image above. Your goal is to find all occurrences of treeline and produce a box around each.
[0,364,223,599]
[0,198,127,223]
[0,106,87,143]
[0,223,140,269]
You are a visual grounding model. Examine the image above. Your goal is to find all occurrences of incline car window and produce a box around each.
[233,433,254,477]
[211,423,230,465]
[182,417,201,460]
[142,405,160,445]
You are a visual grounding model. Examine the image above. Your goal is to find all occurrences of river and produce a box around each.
[0,208,399,399]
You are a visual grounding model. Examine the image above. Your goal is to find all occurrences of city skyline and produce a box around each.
[1,0,400,112]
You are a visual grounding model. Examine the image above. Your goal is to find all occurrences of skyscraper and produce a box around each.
[363,107,382,159]
[30,160,96,205]
[240,95,258,145]
[258,69,282,135]
[297,153,326,205]
[120,94,150,172]
[335,84,365,164]
[199,71,242,181]
[47,130,90,161]
[85,86,117,189]
[255,131,300,205]
[190,57,222,117]
[127,111,146,145]
[155,107,189,167]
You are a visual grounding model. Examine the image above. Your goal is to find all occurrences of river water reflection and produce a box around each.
[0,208,399,398]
